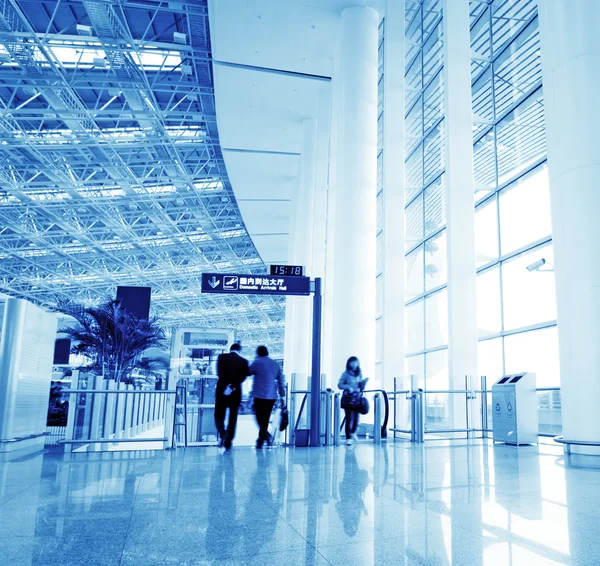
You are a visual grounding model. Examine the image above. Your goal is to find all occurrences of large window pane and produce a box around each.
[424,176,446,237]
[376,316,383,364]
[405,245,424,300]
[405,54,422,111]
[504,326,560,388]
[423,22,443,81]
[405,299,424,354]
[473,130,496,198]
[406,145,424,201]
[478,338,504,384]
[493,24,541,116]
[496,90,546,185]
[499,165,552,255]
[425,349,449,429]
[502,244,557,330]
[475,196,499,266]
[425,230,447,291]
[425,288,448,349]
[423,71,444,132]
[423,121,445,184]
[406,96,423,157]
[472,65,494,128]
[405,195,424,249]
[477,266,502,338]
[405,354,425,390]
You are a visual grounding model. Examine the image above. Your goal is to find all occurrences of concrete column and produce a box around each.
[285,119,318,377]
[381,0,405,391]
[331,6,379,379]
[312,89,331,384]
[538,1,600,453]
[442,0,478,425]
[283,184,299,377]
[323,51,342,386]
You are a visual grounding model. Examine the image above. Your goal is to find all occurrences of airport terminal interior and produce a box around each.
[0,0,599,564]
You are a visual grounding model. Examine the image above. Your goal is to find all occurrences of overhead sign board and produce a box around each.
[201,273,311,296]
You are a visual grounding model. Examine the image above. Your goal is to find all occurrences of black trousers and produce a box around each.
[214,391,241,445]
[254,398,276,444]
[345,409,359,438]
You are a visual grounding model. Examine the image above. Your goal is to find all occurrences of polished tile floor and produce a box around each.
[1,440,600,565]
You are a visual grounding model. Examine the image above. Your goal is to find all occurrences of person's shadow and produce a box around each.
[336,449,369,537]
[205,456,240,558]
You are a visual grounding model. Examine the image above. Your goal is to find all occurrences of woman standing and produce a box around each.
[338,356,367,445]
[249,346,286,448]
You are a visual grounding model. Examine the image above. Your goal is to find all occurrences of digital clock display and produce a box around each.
[269,264,304,277]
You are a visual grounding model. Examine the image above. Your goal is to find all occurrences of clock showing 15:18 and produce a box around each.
[269,265,305,277]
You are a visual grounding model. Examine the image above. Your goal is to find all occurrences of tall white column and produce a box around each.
[312,89,331,383]
[283,187,298,377]
[442,0,478,422]
[538,1,600,453]
[331,6,379,380]
[381,0,405,391]
[285,118,318,377]
[323,50,342,386]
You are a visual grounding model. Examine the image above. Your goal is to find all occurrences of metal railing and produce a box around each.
[61,374,175,452]
[387,377,562,443]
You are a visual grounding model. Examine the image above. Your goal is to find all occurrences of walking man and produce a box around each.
[215,343,249,450]
[249,346,286,448]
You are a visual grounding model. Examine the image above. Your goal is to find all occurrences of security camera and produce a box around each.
[526,258,546,272]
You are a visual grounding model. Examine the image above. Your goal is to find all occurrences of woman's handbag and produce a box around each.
[358,396,370,415]
[341,391,361,411]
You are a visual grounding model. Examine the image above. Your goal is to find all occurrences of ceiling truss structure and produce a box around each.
[0,0,285,355]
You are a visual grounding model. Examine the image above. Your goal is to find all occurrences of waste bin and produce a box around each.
[294,429,309,447]
[492,373,538,445]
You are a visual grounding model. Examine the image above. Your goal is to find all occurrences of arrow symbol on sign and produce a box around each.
[208,276,220,289]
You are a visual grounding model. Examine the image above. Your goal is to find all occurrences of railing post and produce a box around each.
[465,375,472,440]
[393,377,397,439]
[90,374,105,452]
[324,389,333,446]
[333,393,341,446]
[289,374,296,447]
[410,389,424,443]
[481,375,488,439]
[374,393,382,445]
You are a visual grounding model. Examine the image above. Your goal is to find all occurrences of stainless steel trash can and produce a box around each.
[492,373,538,445]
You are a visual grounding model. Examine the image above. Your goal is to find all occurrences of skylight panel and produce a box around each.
[194,179,224,192]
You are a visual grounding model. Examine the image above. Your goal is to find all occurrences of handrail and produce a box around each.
[364,389,389,439]
[65,389,175,394]
[554,435,600,456]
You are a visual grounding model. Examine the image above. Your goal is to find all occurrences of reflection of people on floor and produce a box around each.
[205,457,240,558]
[241,451,286,554]
[336,449,369,537]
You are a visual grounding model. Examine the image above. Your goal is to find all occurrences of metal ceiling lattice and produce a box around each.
[0,0,285,356]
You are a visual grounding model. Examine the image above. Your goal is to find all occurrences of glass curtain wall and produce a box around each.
[404,0,448,409]
[470,0,558,391]
[376,19,385,384]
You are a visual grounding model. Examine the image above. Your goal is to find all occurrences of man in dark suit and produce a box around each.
[215,343,250,450]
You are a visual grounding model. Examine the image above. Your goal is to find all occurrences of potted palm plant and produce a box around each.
[63,299,167,384]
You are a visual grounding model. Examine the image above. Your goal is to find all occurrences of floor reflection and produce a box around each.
[0,440,599,564]
[336,448,369,536]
